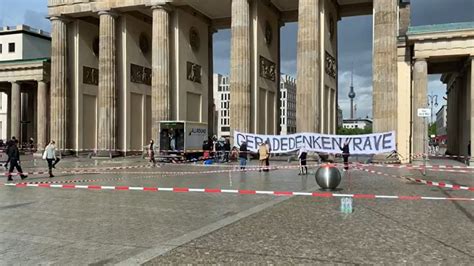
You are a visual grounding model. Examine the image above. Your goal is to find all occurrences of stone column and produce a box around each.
[151,5,171,140]
[20,92,28,143]
[412,59,428,157]
[373,0,398,133]
[208,27,216,136]
[230,0,251,134]
[50,16,68,151]
[446,85,453,153]
[470,58,474,163]
[453,76,461,155]
[296,0,320,133]
[37,80,48,151]
[97,11,117,156]
[10,81,20,140]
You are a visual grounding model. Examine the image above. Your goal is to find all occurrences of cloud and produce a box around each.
[411,0,474,26]
[280,59,296,77]
[24,9,50,32]
[213,29,231,75]
[0,1,49,31]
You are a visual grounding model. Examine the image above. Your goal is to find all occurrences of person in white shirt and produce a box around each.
[298,146,308,175]
[43,140,59,178]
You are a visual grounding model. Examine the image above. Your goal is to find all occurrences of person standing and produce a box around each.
[224,139,231,162]
[339,140,350,171]
[298,146,308,175]
[468,141,471,158]
[29,138,35,152]
[149,139,157,167]
[239,141,248,170]
[7,141,27,181]
[264,140,271,171]
[258,142,269,172]
[44,140,59,177]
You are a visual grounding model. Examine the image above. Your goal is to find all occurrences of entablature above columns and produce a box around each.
[0,60,51,83]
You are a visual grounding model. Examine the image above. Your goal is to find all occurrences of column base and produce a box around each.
[33,150,45,158]
[93,150,122,159]
[371,153,401,164]
[466,158,474,167]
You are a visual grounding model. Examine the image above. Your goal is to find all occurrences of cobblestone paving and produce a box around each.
[0,156,473,264]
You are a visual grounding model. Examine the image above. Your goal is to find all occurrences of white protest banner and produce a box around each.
[234,131,396,155]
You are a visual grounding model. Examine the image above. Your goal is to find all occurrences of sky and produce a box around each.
[2,0,473,119]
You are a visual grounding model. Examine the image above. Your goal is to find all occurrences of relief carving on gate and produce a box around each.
[130,63,152,86]
[187,61,202,84]
[259,56,276,82]
[325,51,337,79]
[83,66,98,86]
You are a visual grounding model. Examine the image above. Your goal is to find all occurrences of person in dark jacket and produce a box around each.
[7,141,27,181]
[339,140,350,171]
[4,136,17,170]
[223,139,231,162]
[239,142,248,170]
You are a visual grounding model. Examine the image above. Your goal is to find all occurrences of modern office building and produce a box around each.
[280,74,296,135]
[213,74,231,138]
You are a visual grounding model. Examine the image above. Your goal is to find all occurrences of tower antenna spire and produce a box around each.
[348,63,356,119]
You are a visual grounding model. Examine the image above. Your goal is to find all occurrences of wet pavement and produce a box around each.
[0,155,473,264]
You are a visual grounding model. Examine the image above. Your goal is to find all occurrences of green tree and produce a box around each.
[428,123,437,136]
[336,127,373,135]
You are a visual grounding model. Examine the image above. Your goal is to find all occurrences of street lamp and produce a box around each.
[427,94,438,124]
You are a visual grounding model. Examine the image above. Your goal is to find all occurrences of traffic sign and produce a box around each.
[417,108,431,117]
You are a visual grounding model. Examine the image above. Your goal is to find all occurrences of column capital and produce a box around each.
[151,3,174,12]
[208,26,218,34]
[49,15,71,23]
[98,10,119,18]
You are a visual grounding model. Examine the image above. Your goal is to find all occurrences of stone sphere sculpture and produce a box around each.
[315,164,341,190]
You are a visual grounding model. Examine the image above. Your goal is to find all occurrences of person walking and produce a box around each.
[339,140,350,171]
[298,145,308,175]
[7,140,27,181]
[258,142,269,172]
[44,140,60,177]
[148,139,157,167]
[239,141,248,170]
[4,136,18,170]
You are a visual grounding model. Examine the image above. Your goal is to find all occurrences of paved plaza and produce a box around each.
[0,155,473,264]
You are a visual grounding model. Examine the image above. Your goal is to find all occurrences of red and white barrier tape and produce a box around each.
[362,163,473,174]
[355,166,474,191]
[411,153,471,160]
[1,183,473,201]
[5,160,473,178]
[3,164,154,177]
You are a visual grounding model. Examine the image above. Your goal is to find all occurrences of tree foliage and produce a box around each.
[336,127,373,135]
[428,123,437,136]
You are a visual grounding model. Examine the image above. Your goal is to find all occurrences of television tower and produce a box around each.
[348,68,356,119]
